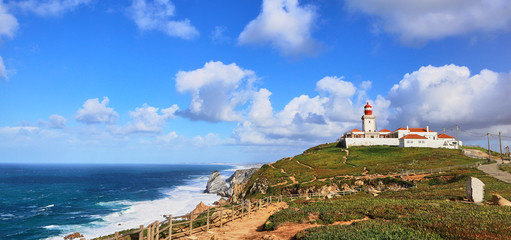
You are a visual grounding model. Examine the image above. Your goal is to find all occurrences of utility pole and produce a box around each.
[499,132,503,163]
[487,133,492,162]
[456,124,459,149]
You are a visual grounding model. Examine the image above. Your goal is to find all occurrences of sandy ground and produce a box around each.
[189,202,368,240]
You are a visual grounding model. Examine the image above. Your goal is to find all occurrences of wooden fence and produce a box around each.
[104,195,284,240]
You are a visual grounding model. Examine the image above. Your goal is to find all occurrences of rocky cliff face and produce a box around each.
[204,168,259,201]
[204,171,228,196]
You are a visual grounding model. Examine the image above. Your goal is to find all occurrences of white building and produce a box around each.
[339,102,461,149]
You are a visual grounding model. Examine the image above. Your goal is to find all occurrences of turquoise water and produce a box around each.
[0,164,232,239]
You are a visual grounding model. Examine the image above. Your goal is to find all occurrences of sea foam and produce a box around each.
[45,166,239,239]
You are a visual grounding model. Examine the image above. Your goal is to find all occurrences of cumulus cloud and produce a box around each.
[233,76,379,145]
[388,64,511,130]
[11,0,91,17]
[175,61,256,122]
[238,0,318,56]
[75,97,119,124]
[345,0,511,43]
[0,1,18,38]
[110,104,178,135]
[210,25,230,44]
[0,56,7,80]
[128,0,199,39]
[39,114,67,129]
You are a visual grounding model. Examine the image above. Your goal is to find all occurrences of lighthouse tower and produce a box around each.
[362,102,377,136]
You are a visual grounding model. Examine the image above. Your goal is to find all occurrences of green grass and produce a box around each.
[263,166,511,240]
[267,195,511,239]
[348,146,481,174]
[295,220,443,240]
[499,164,511,174]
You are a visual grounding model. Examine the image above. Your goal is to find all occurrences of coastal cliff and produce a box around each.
[204,168,259,202]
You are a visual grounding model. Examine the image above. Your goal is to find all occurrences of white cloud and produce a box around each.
[388,64,511,130]
[0,1,18,38]
[75,97,119,124]
[129,0,199,39]
[233,76,378,145]
[12,0,91,17]
[110,104,178,135]
[238,0,318,56]
[345,0,511,43]
[47,114,67,129]
[0,56,7,80]
[175,61,256,122]
[210,25,230,44]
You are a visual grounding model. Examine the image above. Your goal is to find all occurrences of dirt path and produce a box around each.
[192,202,288,240]
[478,163,511,184]
[192,203,368,240]
[295,160,313,170]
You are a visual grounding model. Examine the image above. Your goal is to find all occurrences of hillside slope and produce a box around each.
[244,143,482,198]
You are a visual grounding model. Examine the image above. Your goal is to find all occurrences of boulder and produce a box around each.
[491,194,511,206]
[64,232,83,240]
[188,201,210,220]
[318,184,340,197]
[249,178,270,195]
[354,180,364,187]
[466,177,485,203]
[204,171,228,196]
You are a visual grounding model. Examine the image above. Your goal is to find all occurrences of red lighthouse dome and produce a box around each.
[364,102,373,115]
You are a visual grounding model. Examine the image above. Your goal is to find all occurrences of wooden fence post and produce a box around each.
[241,201,245,218]
[258,199,261,210]
[206,208,210,231]
[155,220,159,240]
[115,232,119,240]
[189,214,193,236]
[169,214,173,240]
[147,223,152,240]
[232,204,235,220]
[220,208,223,228]
[248,201,251,216]
[139,225,144,240]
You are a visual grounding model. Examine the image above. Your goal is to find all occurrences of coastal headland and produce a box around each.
[91,143,511,240]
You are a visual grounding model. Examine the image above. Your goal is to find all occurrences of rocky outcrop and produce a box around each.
[226,168,259,185]
[249,178,270,195]
[64,232,83,240]
[204,168,259,201]
[225,168,258,202]
[204,171,228,196]
[491,194,511,206]
[188,201,211,220]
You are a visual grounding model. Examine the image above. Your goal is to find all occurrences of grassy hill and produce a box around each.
[246,143,482,196]
[257,144,511,239]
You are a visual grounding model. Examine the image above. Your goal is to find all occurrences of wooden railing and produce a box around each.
[103,195,284,240]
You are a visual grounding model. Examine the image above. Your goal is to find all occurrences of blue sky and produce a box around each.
[1,0,511,164]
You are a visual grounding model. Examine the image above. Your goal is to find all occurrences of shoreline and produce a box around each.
[46,164,252,240]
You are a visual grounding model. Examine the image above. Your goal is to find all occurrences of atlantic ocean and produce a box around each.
[0,163,237,239]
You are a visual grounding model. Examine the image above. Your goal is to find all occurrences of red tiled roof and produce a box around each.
[394,127,436,133]
[399,134,428,140]
[379,129,391,132]
[438,133,455,139]
[350,128,362,132]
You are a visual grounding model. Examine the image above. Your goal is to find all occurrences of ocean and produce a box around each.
[0,163,236,240]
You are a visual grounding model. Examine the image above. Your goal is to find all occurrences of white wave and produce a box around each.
[45,166,237,240]
[44,225,59,229]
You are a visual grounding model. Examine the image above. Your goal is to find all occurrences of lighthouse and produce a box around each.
[362,102,376,135]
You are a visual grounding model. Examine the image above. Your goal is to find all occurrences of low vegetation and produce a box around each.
[263,166,511,239]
